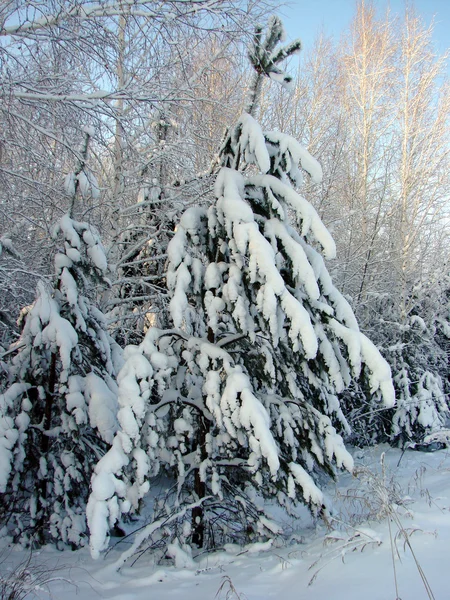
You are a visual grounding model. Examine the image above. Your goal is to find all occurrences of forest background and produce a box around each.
[0,0,449,556]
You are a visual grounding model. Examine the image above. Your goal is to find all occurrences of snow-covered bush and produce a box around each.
[87,17,395,560]
[390,282,449,446]
[342,279,450,447]
[0,215,122,547]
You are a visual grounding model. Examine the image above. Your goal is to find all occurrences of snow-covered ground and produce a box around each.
[2,445,449,600]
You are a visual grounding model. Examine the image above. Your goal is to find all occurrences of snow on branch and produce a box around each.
[1,0,242,37]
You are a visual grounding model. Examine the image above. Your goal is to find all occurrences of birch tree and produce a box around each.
[0,0,276,342]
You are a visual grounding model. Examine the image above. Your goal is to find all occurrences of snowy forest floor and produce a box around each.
[2,445,450,600]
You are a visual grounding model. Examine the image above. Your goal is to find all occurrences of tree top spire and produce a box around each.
[246,16,302,115]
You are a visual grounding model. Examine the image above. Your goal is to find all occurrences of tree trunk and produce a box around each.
[191,326,214,547]
[36,351,57,543]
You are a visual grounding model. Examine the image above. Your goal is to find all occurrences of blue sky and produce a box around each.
[280,0,450,56]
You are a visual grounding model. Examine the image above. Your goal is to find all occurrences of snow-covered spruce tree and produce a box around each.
[0,208,121,546]
[87,17,395,561]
